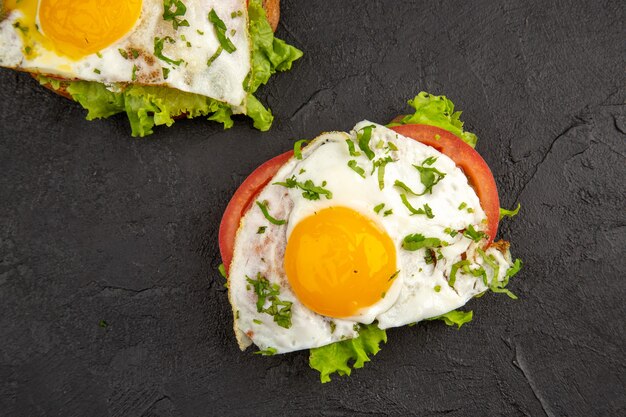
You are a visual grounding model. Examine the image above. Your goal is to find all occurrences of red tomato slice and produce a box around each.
[389,124,500,245]
[219,124,500,272]
[219,151,293,274]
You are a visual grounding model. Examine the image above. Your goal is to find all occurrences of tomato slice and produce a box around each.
[219,151,293,273]
[389,124,500,245]
[219,124,500,272]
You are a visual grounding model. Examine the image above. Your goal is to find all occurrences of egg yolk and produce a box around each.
[6,0,142,60]
[284,206,397,318]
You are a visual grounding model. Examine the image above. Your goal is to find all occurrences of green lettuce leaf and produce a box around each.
[36,0,302,136]
[391,91,478,148]
[427,310,474,329]
[309,324,387,383]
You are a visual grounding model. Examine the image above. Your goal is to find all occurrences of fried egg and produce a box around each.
[0,0,251,108]
[228,122,515,353]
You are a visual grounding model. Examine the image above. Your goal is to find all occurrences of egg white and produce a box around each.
[228,122,514,353]
[0,0,251,108]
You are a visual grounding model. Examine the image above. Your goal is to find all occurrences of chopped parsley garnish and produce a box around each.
[444,227,459,237]
[253,319,263,325]
[357,125,376,160]
[118,48,128,59]
[345,139,361,157]
[372,156,394,190]
[98,320,108,328]
[373,203,385,214]
[256,200,286,225]
[329,321,336,333]
[12,21,28,34]
[293,139,309,160]
[162,67,170,79]
[381,291,386,298]
[500,203,521,220]
[393,180,420,196]
[207,46,223,66]
[197,29,204,35]
[458,202,467,210]
[246,273,293,329]
[413,157,446,195]
[255,347,277,356]
[257,226,267,234]
[131,49,139,59]
[463,224,486,242]
[218,263,227,279]
[273,176,332,200]
[154,36,184,66]
[434,285,441,292]
[383,209,393,217]
[478,249,520,299]
[399,194,434,218]
[208,9,237,53]
[424,249,435,264]
[402,233,443,251]
[163,0,190,30]
[388,270,400,281]
[386,142,398,152]
[348,160,366,178]
[93,68,101,74]
[131,64,138,81]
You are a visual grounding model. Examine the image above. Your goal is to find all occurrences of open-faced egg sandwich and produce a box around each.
[0,0,301,136]
[218,92,523,382]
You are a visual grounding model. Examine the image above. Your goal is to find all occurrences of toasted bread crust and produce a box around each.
[36,0,281,100]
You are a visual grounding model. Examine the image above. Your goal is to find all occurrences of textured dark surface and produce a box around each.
[1,0,625,416]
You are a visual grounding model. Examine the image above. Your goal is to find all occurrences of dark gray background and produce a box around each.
[1,1,625,416]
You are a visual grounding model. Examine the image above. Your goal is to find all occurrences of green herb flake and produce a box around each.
[463,224,486,243]
[197,29,204,35]
[256,200,286,225]
[131,49,139,59]
[348,160,366,178]
[154,36,184,66]
[434,285,441,292]
[388,270,400,281]
[98,320,108,328]
[257,226,267,234]
[413,158,446,195]
[118,48,128,59]
[162,67,170,79]
[163,0,190,30]
[373,203,385,214]
[399,194,435,218]
[93,68,101,74]
[218,263,228,279]
[208,9,237,53]
[329,321,336,333]
[345,139,361,157]
[131,64,138,81]
[207,46,223,66]
[253,319,263,325]
[402,233,443,251]
[458,202,467,210]
[387,142,398,151]
[499,203,521,220]
[444,227,459,237]
[357,125,376,160]
[383,209,393,217]
[293,139,309,160]
[273,176,332,200]
[96,51,102,58]
[372,156,394,190]
[246,273,293,328]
